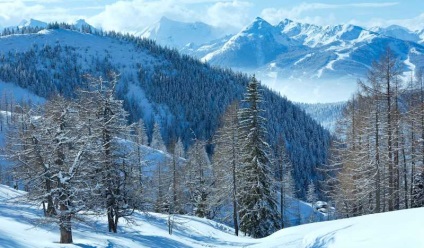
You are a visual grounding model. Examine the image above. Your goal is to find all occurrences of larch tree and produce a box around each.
[6,95,97,244]
[273,133,296,228]
[78,73,137,233]
[211,101,241,235]
[168,138,185,214]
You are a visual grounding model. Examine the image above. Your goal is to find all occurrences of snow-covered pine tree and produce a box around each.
[134,119,148,146]
[186,138,212,218]
[412,171,424,208]
[211,101,241,235]
[306,180,318,223]
[238,75,280,238]
[151,122,167,152]
[306,181,318,204]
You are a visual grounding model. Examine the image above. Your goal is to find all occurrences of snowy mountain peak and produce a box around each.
[280,18,294,26]
[17,18,47,29]
[139,16,226,48]
[244,17,274,32]
[74,19,90,27]
[371,25,422,43]
[73,19,96,32]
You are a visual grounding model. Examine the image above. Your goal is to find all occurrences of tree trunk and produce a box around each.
[45,177,56,217]
[108,207,117,233]
[59,204,73,243]
[233,158,239,236]
[60,217,73,243]
[387,74,394,212]
[375,107,381,213]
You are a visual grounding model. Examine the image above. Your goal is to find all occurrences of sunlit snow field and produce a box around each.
[1,184,423,248]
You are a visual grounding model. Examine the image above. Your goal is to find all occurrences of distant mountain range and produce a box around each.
[5,17,424,102]
[141,17,424,102]
[5,19,95,33]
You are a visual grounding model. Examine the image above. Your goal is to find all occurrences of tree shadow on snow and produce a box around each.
[306,225,353,248]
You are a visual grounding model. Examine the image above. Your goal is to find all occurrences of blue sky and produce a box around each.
[0,0,423,32]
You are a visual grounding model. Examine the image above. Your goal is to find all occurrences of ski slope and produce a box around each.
[1,184,423,247]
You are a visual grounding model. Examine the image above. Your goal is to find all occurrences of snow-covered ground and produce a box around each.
[1,184,423,248]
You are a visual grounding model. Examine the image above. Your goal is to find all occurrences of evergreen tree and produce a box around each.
[238,76,280,238]
[412,171,424,208]
[186,138,212,218]
[151,122,167,152]
[306,181,318,204]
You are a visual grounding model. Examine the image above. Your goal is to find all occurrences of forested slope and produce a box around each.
[0,26,331,197]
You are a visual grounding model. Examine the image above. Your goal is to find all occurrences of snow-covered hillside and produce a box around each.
[371,25,424,44]
[1,184,423,247]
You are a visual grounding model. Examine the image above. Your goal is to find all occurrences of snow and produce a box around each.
[294,53,313,66]
[0,81,45,105]
[1,184,423,248]
[0,184,254,248]
[251,208,424,248]
[404,54,416,72]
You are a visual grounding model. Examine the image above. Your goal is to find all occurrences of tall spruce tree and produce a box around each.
[238,76,280,238]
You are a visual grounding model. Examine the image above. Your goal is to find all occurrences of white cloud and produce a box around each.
[261,2,399,25]
[349,12,424,31]
[88,0,253,33]
[0,1,44,25]
[88,0,202,32]
[205,0,252,29]
[0,0,89,27]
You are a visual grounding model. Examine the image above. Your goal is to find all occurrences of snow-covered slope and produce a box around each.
[1,184,423,247]
[0,80,45,105]
[252,207,424,248]
[0,184,254,248]
[371,25,423,44]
